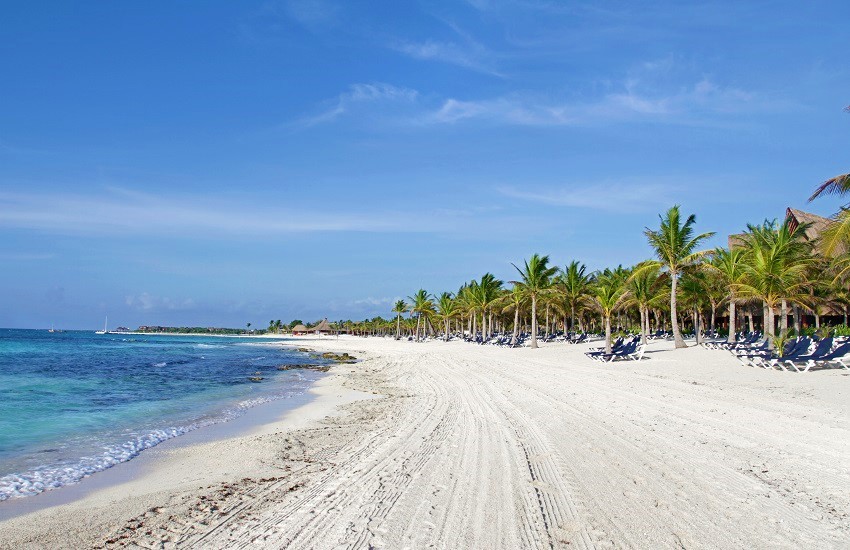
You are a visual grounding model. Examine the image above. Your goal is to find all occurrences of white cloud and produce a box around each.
[350,296,396,307]
[393,39,502,76]
[423,77,764,126]
[300,82,419,126]
[0,187,428,237]
[497,181,677,212]
[125,292,196,312]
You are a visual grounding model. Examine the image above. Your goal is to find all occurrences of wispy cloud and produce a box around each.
[0,187,430,237]
[393,39,502,76]
[424,77,766,126]
[126,292,196,312]
[350,296,396,307]
[299,82,419,126]
[391,17,502,76]
[283,0,339,28]
[497,181,677,212]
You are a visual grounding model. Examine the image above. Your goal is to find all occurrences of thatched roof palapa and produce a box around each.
[311,318,334,333]
[728,207,841,255]
[291,324,309,333]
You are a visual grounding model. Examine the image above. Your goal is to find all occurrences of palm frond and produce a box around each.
[809,173,850,201]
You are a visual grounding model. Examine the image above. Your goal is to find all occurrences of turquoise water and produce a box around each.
[0,329,325,500]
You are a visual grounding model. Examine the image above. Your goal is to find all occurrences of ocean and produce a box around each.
[0,329,326,501]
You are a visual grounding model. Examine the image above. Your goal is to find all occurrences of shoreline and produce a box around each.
[0,340,373,535]
[0,374,326,522]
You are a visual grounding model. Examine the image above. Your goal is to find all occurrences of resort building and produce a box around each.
[291,324,309,335]
[310,318,335,335]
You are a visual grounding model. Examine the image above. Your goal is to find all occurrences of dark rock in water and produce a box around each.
[276,363,330,372]
[319,352,356,363]
[249,377,264,382]
[296,347,313,353]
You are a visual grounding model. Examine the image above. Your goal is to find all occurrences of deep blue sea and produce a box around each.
[0,329,325,501]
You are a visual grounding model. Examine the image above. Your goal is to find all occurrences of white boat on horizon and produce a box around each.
[95,316,108,335]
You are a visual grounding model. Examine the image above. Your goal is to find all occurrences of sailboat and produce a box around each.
[95,316,108,335]
[48,322,55,333]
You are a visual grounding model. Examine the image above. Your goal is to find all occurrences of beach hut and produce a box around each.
[785,208,844,256]
[291,324,309,335]
[310,318,335,335]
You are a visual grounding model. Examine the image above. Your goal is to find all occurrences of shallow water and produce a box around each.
[0,329,323,500]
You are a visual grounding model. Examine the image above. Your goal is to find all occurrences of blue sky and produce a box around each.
[1,1,848,329]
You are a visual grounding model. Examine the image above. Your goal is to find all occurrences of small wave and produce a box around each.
[152,362,167,367]
[0,383,315,501]
[196,343,224,349]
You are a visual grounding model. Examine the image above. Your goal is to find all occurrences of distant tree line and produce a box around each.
[136,326,267,335]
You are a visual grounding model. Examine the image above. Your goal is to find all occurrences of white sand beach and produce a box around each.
[1,335,849,549]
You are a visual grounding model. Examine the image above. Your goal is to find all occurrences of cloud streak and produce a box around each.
[424,78,765,126]
[299,82,419,126]
[0,188,433,237]
[497,181,678,212]
[126,292,196,312]
[393,39,502,76]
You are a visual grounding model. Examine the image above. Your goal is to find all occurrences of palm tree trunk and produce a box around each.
[415,314,421,342]
[780,299,788,335]
[670,272,686,348]
[481,308,487,342]
[640,307,648,345]
[530,295,539,348]
[396,315,401,338]
[766,306,775,348]
[793,304,801,335]
[815,312,821,329]
[694,308,702,345]
[570,304,576,334]
[444,319,450,342]
[747,307,754,333]
[511,307,519,346]
[727,300,737,343]
[762,302,768,334]
[604,314,612,354]
[710,302,716,335]
[844,305,848,326]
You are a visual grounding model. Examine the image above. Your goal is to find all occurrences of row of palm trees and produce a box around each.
[341,194,850,355]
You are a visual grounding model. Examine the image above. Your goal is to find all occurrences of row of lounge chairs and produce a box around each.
[711,332,850,372]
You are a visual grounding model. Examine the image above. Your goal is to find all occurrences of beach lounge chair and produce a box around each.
[739,338,808,367]
[763,337,830,370]
[593,340,639,362]
[786,340,850,372]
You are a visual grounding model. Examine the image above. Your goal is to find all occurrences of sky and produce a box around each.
[1,1,849,330]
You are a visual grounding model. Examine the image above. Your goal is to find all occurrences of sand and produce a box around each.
[1,335,849,549]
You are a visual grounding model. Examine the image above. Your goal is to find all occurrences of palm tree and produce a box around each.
[511,254,559,349]
[592,269,627,353]
[560,261,592,334]
[392,299,408,339]
[737,220,814,347]
[644,205,716,348]
[679,271,710,344]
[246,322,251,333]
[706,247,747,343]
[624,262,665,345]
[435,292,457,341]
[475,273,503,340]
[408,289,433,342]
[499,285,528,346]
